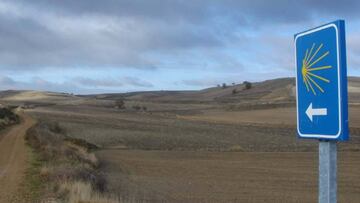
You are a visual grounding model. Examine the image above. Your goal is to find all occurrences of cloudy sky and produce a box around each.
[1,0,360,94]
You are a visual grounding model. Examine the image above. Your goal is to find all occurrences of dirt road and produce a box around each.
[0,111,36,202]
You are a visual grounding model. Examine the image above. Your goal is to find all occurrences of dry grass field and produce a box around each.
[1,77,360,202]
[23,103,360,202]
[28,105,319,152]
[96,150,360,203]
[180,106,360,128]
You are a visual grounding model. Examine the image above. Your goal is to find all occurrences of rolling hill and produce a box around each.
[81,77,360,104]
[0,77,359,105]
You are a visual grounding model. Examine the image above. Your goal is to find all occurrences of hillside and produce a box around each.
[82,77,360,104]
[3,77,360,203]
[1,77,360,105]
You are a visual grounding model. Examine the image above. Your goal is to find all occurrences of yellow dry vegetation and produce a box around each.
[60,181,120,203]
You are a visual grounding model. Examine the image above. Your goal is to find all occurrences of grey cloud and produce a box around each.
[0,1,225,70]
[222,0,360,25]
[0,76,16,86]
[123,77,153,87]
[0,75,153,94]
[73,76,153,88]
[22,0,360,25]
[347,33,360,69]
[13,0,211,23]
[181,79,220,87]
[0,76,70,92]
[74,77,123,87]
[255,34,294,70]
[0,0,359,76]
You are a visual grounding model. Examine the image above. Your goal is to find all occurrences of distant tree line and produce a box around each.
[218,81,252,93]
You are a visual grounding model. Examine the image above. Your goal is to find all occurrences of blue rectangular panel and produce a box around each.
[294,20,348,141]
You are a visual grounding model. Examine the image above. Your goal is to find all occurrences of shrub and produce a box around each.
[132,105,141,111]
[64,137,99,152]
[25,121,108,202]
[59,181,119,203]
[0,107,19,125]
[243,81,252,90]
[114,99,125,109]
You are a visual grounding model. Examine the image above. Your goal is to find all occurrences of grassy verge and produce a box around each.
[24,120,120,203]
[17,147,43,202]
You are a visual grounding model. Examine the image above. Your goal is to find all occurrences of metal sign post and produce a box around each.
[294,20,348,203]
[319,141,337,203]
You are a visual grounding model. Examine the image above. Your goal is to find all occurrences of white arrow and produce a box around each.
[306,103,327,122]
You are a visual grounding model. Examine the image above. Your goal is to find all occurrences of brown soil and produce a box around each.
[0,111,36,203]
[181,106,360,128]
[97,150,360,203]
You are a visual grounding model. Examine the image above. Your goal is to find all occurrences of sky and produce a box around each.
[1,0,360,94]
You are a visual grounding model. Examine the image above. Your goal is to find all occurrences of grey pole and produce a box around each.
[319,141,337,203]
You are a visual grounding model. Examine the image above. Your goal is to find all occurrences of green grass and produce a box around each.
[19,146,43,202]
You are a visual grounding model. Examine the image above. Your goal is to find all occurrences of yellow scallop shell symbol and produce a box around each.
[301,43,332,95]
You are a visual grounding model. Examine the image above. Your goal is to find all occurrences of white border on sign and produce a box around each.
[294,23,342,139]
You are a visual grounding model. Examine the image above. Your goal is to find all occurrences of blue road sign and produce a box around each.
[294,20,348,141]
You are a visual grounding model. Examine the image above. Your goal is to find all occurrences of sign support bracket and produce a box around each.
[319,140,337,203]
